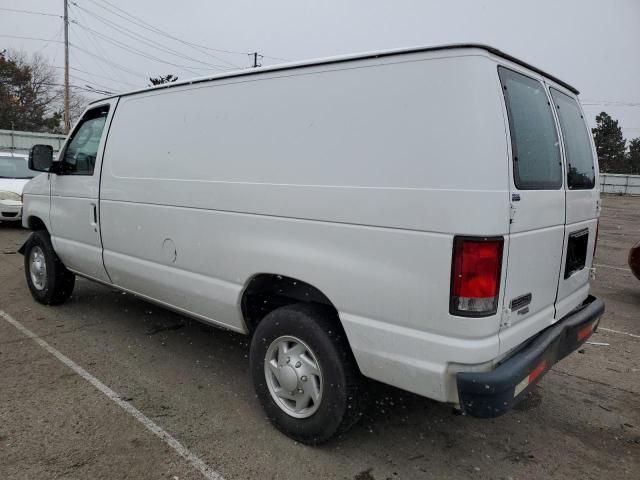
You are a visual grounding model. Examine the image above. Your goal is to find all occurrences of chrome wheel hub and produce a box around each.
[29,246,47,291]
[264,335,323,418]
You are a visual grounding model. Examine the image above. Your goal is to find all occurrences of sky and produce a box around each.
[1,0,639,140]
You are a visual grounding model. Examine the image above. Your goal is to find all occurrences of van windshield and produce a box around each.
[550,89,596,189]
[0,156,39,179]
[498,67,563,190]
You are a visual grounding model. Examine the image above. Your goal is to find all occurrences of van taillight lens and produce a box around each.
[450,237,504,317]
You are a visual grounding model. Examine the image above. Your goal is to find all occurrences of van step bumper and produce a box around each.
[456,295,604,418]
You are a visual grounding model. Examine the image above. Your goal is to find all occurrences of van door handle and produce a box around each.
[90,203,98,231]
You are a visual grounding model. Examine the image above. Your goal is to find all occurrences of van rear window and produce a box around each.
[498,67,562,190]
[550,89,596,190]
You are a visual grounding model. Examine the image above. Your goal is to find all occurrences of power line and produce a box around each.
[37,81,112,95]
[71,21,198,75]
[70,42,148,79]
[70,24,140,84]
[0,7,61,18]
[0,34,64,44]
[0,5,290,70]
[69,8,137,85]
[260,55,291,63]
[70,73,120,93]
[34,25,64,55]
[70,49,131,91]
[55,65,138,89]
[82,0,243,68]
[91,0,248,57]
[70,3,230,71]
[81,84,114,95]
[71,19,229,74]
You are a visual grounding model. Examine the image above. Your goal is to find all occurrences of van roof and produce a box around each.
[92,43,578,104]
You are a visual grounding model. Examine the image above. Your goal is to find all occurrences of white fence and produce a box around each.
[1,128,638,195]
[0,129,67,155]
[599,173,640,195]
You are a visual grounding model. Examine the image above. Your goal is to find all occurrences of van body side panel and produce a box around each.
[101,54,508,233]
[21,173,52,230]
[99,52,510,401]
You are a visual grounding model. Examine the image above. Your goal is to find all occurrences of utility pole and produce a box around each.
[251,52,261,68]
[63,0,70,133]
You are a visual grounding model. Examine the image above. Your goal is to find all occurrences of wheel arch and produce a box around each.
[25,215,48,232]
[240,273,342,334]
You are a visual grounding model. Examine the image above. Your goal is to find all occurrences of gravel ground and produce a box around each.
[0,194,638,480]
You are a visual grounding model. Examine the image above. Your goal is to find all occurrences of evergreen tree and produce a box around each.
[148,74,178,86]
[628,138,640,175]
[592,112,627,173]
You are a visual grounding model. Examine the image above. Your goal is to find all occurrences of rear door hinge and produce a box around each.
[501,306,512,328]
[509,203,517,224]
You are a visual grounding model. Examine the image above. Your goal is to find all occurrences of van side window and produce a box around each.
[498,67,562,190]
[61,106,109,175]
[550,89,596,190]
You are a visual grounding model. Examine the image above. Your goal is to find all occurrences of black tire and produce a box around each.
[24,230,75,305]
[250,303,364,444]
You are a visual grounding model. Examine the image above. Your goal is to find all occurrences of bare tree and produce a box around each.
[1,49,89,133]
[67,89,88,127]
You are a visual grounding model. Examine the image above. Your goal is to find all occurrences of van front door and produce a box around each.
[50,100,116,282]
[497,67,566,353]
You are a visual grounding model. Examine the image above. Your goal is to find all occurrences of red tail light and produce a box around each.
[450,236,504,317]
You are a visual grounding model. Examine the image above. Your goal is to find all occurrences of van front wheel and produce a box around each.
[250,303,363,444]
[24,230,75,305]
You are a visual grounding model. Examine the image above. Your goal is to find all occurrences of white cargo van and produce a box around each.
[21,44,604,444]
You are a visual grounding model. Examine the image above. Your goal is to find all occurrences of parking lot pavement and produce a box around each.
[1,195,638,480]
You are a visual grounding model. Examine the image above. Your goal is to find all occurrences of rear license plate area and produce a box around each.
[565,228,589,279]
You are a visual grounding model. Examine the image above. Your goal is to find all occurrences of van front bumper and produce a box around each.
[456,295,604,418]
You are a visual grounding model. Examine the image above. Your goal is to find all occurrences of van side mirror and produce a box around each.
[29,144,54,172]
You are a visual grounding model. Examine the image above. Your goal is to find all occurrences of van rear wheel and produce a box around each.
[24,230,75,305]
[250,303,363,444]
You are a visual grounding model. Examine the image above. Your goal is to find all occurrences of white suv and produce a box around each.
[0,152,36,222]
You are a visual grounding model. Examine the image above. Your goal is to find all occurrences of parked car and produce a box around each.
[630,241,640,280]
[20,44,604,444]
[0,152,38,223]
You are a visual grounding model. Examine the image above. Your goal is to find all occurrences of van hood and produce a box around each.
[20,173,48,196]
[0,177,32,196]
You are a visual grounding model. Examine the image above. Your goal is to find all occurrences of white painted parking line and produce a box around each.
[594,263,631,272]
[0,309,224,480]
[598,327,640,339]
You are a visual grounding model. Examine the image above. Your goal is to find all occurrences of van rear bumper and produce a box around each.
[456,295,604,418]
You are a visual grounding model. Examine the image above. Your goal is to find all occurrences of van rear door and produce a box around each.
[549,88,599,319]
[497,67,566,351]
